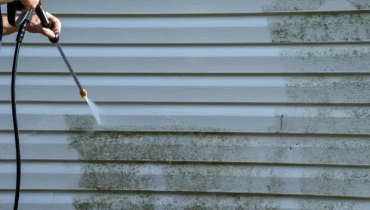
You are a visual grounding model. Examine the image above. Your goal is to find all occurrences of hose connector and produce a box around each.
[80,89,87,99]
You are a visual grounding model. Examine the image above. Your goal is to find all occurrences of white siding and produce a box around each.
[1,0,370,209]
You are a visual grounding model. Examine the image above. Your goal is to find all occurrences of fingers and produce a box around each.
[25,12,62,39]
[46,12,61,37]
[40,28,56,39]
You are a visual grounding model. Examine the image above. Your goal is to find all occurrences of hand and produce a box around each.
[19,0,40,11]
[26,12,61,39]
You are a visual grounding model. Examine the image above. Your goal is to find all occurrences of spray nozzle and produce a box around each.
[80,89,88,99]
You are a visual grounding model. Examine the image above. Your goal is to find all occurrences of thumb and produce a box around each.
[41,28,56,39]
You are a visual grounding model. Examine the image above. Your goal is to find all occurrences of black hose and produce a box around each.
[9,9,64,209]
[11,40,22,210]
[12,19,29,210]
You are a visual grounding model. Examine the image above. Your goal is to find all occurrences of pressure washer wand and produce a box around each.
[35,2,88,99]
[55,42,87,98]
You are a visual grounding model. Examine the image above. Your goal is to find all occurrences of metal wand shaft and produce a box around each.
[55,43,84,92]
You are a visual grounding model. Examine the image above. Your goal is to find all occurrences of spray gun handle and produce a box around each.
[7,1,32,27]
[35,1,59,43]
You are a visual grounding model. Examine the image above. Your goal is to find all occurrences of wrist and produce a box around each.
[2,15,19,36]
[0,0,15,3]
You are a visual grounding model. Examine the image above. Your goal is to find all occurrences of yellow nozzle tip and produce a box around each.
[80,89,87,99]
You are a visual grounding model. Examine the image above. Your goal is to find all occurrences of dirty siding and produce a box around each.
[1,0,370,209]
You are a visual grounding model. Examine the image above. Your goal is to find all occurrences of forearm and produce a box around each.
[1,0,19,36]
[0,0,14,3]
[2,16,19,36]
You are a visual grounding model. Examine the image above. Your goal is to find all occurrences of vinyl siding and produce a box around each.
[1,1,370,209]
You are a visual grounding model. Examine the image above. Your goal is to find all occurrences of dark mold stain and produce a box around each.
[264,2,370,73]
[279,115,284,131]
[263,0,327,12]
[264,0,370,135]
[66,114,370,167]
[64,114,231,133]
[276,106,370,134]
[78,163,150,191]
[347,0,370,10]
[75,161,369,197]
[72,193,369,210]
[65,114,287,204]
[264,3,370,72]
[280,46,370,73]
[69,131,252,162]
[65,114,97,132]
[297,198,362,210]
[300,168,370,199]
[267,13,370,43]
[285,75,370,103]
[65,114,254,162]
[73,194,155,210]
[267,169,286,194]
[77,163,258,192]
[72,194,285,210]
[263,0,370,12]
[66,114,370,164]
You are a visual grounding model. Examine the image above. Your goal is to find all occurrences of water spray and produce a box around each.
[55,39,101,124]
[7,1,100,209]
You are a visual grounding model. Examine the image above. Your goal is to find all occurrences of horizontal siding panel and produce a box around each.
[2,16,271,44]
[3,0,367,15]
[1,133,370,166]
[0,45,370,74]
[1,75,370,103]
[0,192,369,210]
[0,163,369,198]
[0,192,56,210]
[1,45,369,74]
[1,104,370,134]
[2,13,370,44]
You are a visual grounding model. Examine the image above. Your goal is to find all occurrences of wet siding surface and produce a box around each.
[1,1,370,209]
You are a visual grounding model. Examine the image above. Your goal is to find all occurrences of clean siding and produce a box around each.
[1,1,370,209]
